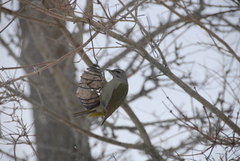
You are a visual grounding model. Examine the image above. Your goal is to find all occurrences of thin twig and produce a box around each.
[1,32,99,86]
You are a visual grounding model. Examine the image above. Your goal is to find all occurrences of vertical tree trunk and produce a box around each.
[18,1,93,160]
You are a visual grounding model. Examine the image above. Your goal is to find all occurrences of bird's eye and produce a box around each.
[115,70,121,74]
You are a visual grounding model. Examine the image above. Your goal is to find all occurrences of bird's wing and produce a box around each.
[99,80,121,110]
[101,82,128,125]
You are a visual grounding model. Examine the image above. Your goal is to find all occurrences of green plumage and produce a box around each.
[94,81,128,121]
[87,111,105,117]
[73,69,128,125]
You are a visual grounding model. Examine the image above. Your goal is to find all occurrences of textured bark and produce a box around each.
[19,1,93,161]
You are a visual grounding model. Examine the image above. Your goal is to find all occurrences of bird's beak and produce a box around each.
[106,69,114,76]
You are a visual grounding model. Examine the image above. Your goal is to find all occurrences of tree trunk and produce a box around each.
[19,1,93,160]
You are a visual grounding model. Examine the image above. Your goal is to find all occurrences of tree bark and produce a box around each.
[19,1,93,160]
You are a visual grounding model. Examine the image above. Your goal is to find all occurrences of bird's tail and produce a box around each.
[72,108,96,117]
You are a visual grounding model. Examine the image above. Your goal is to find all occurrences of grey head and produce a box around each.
[106,69,128,84]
